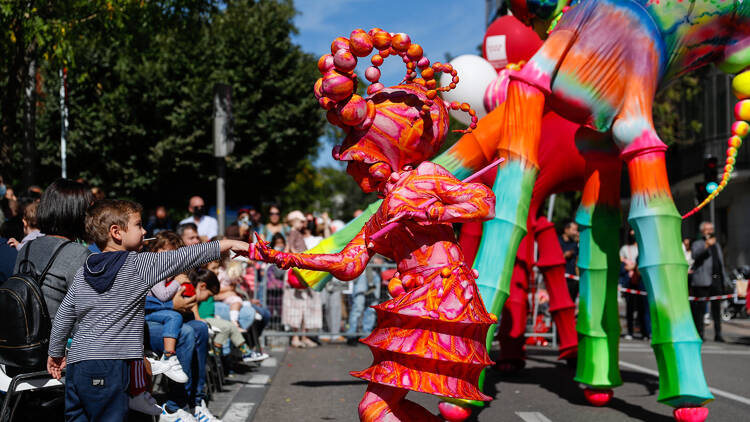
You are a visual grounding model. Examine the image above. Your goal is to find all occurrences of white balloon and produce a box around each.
[439,54,498,126]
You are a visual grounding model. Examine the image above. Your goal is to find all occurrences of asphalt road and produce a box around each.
[249,319,750,422]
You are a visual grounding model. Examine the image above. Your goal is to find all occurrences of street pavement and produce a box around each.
[240,318,750,422]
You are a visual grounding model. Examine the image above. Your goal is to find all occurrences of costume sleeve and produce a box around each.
[263,225,373,281]
[419,162,495,223]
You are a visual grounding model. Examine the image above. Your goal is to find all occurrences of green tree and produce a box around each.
[5,0,324,211]
[0,1,125,186]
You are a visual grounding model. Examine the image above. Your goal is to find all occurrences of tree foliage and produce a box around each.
[654,71,704,146]
[3,0,324,209]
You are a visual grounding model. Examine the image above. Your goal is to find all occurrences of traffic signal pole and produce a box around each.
[213,84,233,237]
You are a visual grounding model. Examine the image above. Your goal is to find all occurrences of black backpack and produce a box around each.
[0,240,71,369]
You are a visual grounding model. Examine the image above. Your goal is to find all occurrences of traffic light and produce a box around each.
[703,156,718,183]
[695,156,720,202]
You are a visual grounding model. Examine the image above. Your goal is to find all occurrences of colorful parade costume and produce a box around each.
[350,164,496,403]
[254,28,497,421]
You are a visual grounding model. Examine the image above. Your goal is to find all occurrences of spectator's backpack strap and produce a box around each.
[36,240,74,288]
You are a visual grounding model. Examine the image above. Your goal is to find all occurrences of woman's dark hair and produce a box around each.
[188,267,220,294]
[37,179,94,240]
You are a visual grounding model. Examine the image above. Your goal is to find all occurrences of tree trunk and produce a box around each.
[22,57,37,188]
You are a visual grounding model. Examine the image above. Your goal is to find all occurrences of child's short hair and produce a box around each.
[147,230,185,252]
[188,267,220,294]
[22,201,39,229]
[86,199,143,249]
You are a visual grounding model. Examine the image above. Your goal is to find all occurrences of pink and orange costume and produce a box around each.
[254,29,497,421]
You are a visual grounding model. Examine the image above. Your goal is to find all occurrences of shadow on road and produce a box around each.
[467,353,671,422]
[292,380,369,387]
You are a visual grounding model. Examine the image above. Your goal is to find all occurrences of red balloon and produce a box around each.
[482,15,543,72]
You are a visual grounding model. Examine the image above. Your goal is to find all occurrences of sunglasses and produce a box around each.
[270,212,280,215]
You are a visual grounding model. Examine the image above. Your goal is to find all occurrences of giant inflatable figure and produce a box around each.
[290,2,750,421]
[456,15,585,373]
[254,30,499,422]
[436,1,750,421]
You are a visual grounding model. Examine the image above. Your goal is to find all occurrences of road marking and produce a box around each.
[516,411,553,422]
[260,357,278,367]
[223,402,255,422]
[619,349,750,355]
[247,374,270,384]
[619,361,750,407]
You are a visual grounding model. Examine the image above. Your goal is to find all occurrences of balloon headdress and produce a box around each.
[314,29,478,176]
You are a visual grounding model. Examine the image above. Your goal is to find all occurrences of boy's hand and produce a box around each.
[220,239,251,256]
[47,356,66,380]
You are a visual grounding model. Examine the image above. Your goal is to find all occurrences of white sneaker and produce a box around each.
[194,400,222,422]
[242,351,269,363]
[151,354,188,383]
[129,391,162,415]
[159,405,197,422]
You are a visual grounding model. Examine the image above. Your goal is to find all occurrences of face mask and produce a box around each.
[273,245,284,251]
[240,216,250,226]
[192,206,206,218]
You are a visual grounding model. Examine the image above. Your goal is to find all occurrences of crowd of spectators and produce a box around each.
[0,177,393,421]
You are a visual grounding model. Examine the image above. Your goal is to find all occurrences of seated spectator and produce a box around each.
[225,207,252,242]
[14,179,92,321]
[215,256,246,327]
[0,233,17,283]
[206,258,271,338]
[189,268,268,362]
[1,184,23,242]
[146,205,176,237]
[179,196,218,242]
[178,222,201,246]
[7,200,43,249]
[144,231,190,383]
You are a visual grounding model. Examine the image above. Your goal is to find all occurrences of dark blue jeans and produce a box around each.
[65,359,130,422]
[145,309,183,339]
[147,319,208,411]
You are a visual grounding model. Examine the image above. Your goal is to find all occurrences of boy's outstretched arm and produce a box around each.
[135,240,249,287]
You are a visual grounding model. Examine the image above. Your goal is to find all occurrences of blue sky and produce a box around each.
[290,0,487,167]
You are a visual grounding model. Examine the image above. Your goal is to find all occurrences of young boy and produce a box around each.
[188,267,268,363]
[47,199,249,421]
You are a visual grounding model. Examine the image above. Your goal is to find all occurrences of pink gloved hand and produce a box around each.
[253,233,297,269]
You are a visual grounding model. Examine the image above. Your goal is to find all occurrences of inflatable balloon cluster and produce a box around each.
[683,99,750,218]
[313,28,479,139]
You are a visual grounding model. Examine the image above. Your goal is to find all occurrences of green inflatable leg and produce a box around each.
[626,152,713,409]
[574,205,623,390]
[573,155,623,398]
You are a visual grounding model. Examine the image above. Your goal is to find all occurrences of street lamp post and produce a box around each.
[213,84,234,237]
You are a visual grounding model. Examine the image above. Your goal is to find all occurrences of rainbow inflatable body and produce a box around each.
[294,1,750,421]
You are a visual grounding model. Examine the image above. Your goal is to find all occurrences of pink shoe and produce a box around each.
[583,388,613,406]
[438,401,471,422]
[673,407,709,422]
